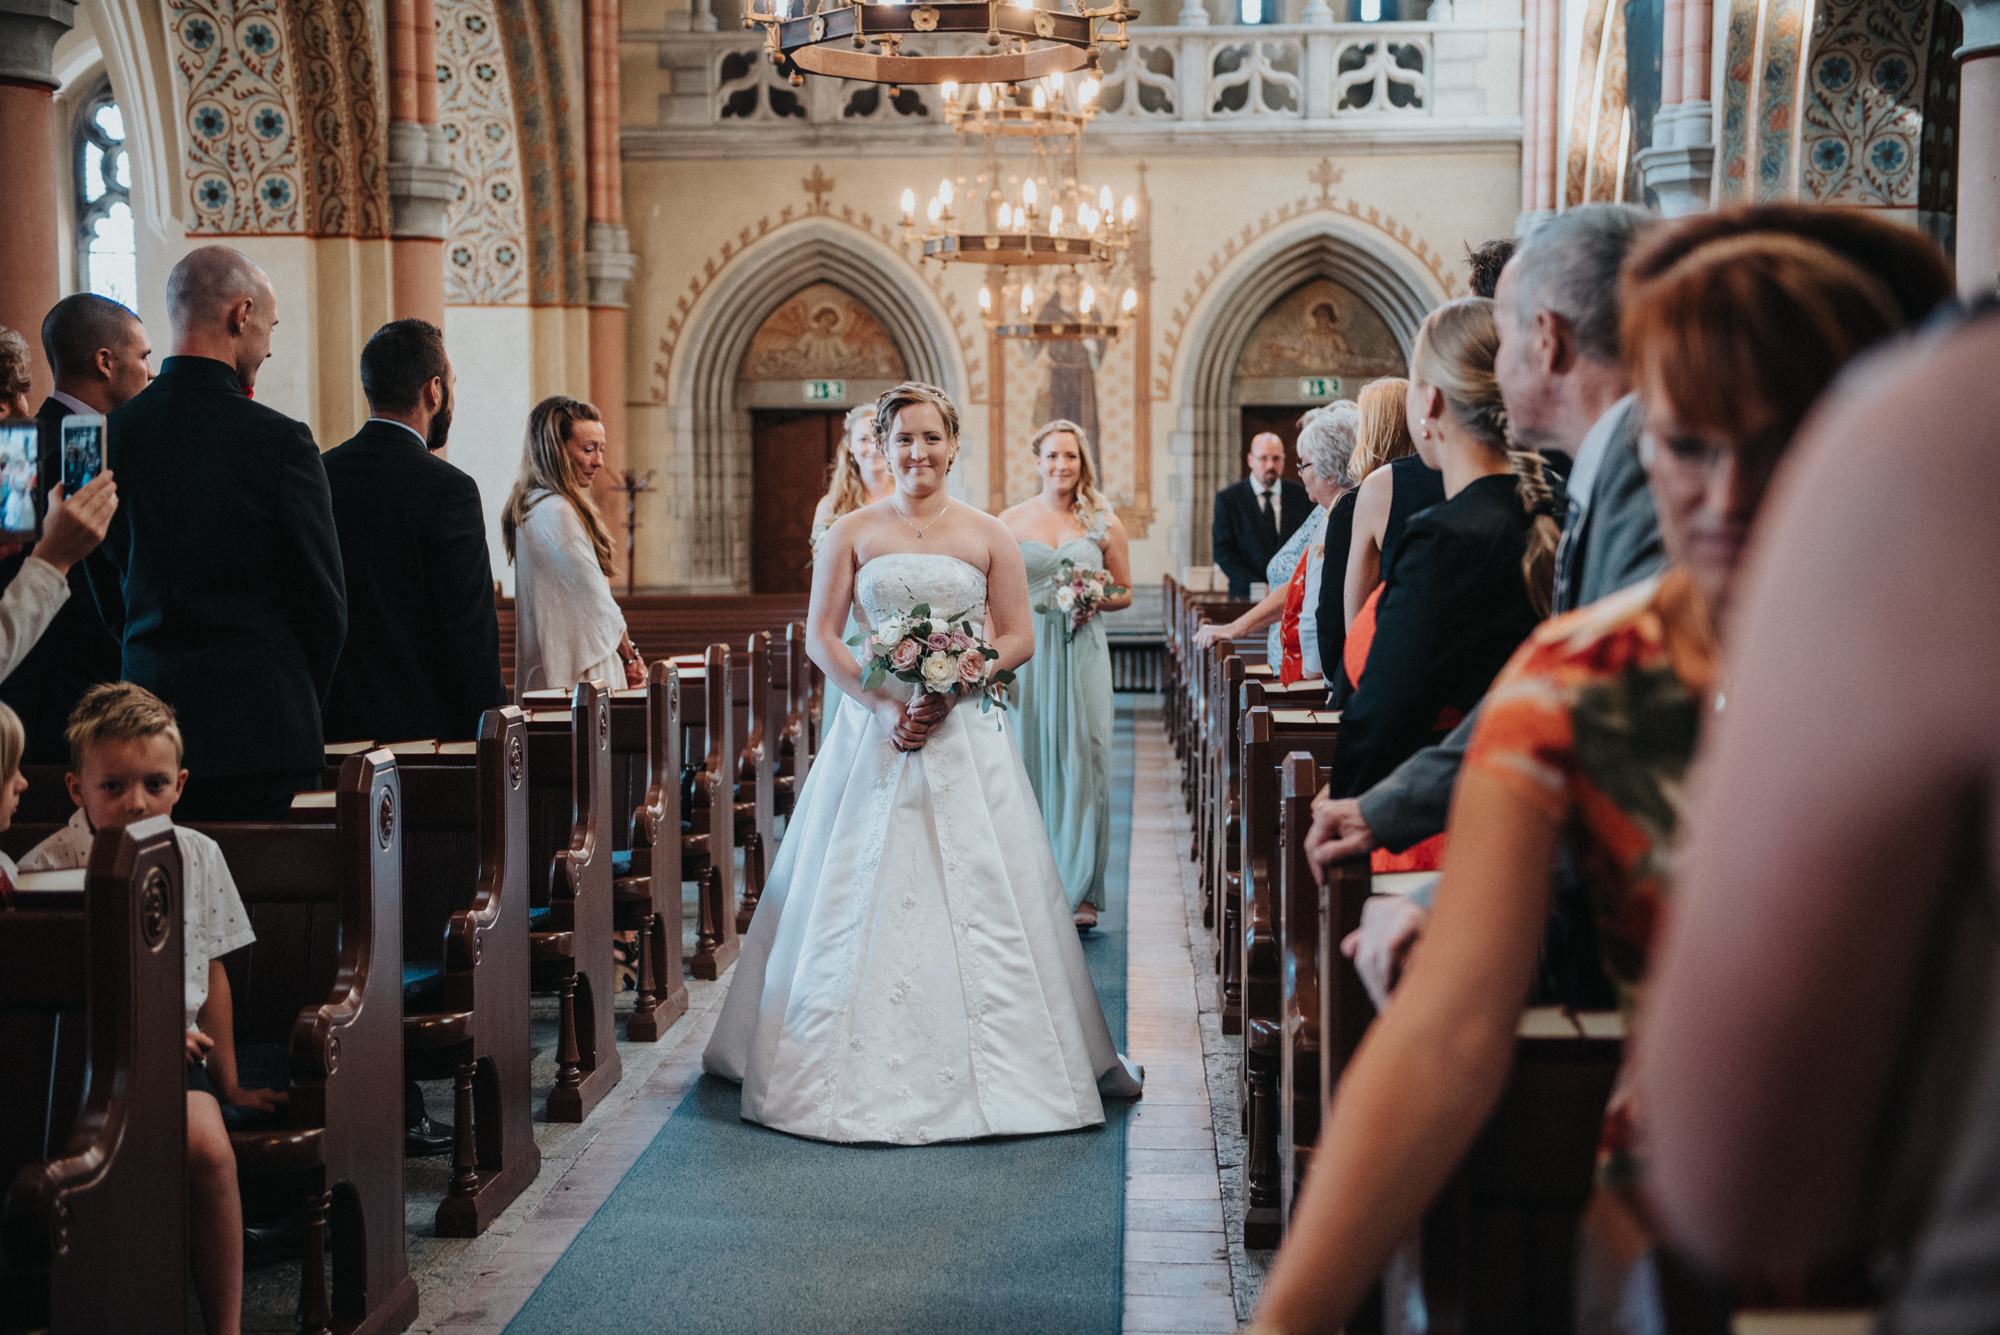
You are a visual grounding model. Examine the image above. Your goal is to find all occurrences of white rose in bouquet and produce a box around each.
[920,651,958,691]
[1055,586,1077,612]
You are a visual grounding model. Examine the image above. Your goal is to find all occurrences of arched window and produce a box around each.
[73,78,136,309]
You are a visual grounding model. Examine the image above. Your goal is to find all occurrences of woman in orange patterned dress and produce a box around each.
[1248,212,1950,1335]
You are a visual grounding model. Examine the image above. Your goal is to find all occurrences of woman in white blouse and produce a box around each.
[502,396,644,698]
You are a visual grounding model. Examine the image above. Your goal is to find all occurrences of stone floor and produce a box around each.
[235,704,1255,1334]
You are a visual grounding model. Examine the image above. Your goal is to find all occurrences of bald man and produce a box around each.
[94,244,347,820]
[1211,430,1310,597]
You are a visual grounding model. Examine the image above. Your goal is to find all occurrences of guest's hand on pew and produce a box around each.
[185,1026,214,1067]
[624,656,646,687]
[30,472,118,575]
[1193,619,1242,649]
[1304,793,1378,882]
[219,1082,288,1114]
[1341,894,1427,1011]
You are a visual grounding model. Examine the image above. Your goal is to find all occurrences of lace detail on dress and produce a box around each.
[854,553,988,627]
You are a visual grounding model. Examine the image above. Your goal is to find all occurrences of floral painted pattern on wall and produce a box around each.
[1717,0,1759,200]
[1754,0,1804,199]
[284,0,388,236]
[437,0,529,303]
[170,0,306,233]
[1799,0,1932,204]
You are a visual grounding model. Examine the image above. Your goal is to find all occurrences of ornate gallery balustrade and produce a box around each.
[622,18,1523,157]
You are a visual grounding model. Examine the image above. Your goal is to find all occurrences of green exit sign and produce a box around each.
[1299,376,1341,399]
[803,379,846,403]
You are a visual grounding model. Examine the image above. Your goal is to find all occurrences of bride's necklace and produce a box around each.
[892,495,950,539]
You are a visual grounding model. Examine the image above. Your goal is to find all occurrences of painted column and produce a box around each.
[0,0,75,401]
[585,0,638,544]
[388,0,454,326]
[1950,0,2000,295]
[1518,0,1559,230]
[1637,0,1715,214]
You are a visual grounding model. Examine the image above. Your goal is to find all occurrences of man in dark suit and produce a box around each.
[322,319,505,745]
[0,295,152,762]
[1211,431,1311,596]
[96,246,347,820]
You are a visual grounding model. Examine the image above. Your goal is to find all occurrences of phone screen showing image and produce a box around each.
[62,416,104,495]
[0,423,39,540]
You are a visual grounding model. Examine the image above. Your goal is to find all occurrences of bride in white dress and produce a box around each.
[703,381,1143,1144]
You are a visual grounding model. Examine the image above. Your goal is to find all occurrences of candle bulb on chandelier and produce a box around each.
[939,179,954,210]
[978,83,994,109]
[1080,77,1098,104]
[901,188,916,222]
[1023,178,1038,208]
[1051,204,1063,233]
[942,80,958,103]
[1032,86,1046,109]
[979,286,992,312]
[1021,284,1034,315]
[1081,284,1095,314]
[1099,184,1113,213]
[927,196,942,223]
[999,201,1012,228]
[1121,286,1138,313]
[1122,195,1138,223]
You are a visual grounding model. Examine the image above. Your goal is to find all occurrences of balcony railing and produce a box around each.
[624,17,1521,155]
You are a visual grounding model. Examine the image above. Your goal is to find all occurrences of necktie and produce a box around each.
[1259,489,1277,541]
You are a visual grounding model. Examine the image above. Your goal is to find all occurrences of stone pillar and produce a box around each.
[1516,0,1558,231]
[1949,0,2000,296]
[388,0,454,327]
[585,0,638,554]
[1636,0,1715,215]
[0,0,75,402]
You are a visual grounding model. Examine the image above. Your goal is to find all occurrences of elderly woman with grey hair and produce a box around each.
[1195,400,1361,682]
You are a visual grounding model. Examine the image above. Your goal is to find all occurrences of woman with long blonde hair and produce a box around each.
[809,405,894,558]
[999,419,1133,929]
[503,395,643,700]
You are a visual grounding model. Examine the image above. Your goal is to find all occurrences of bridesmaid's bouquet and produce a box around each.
[849,604,1016,712]
[1034,558,1130,642]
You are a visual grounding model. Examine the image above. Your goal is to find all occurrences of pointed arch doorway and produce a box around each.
[740,281,908,593]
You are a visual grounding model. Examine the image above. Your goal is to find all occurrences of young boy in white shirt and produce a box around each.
[20,682,281,1335]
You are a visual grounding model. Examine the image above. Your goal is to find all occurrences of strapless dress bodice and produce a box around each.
[1020,537,1106,590]
[854,553,987,626]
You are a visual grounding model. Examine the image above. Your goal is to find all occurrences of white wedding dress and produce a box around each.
[703,553,1144,1144]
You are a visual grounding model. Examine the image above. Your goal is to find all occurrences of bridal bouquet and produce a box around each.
[848,604,1016,712]
[1034,558,1130,642]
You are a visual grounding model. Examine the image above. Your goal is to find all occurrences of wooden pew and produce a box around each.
[1387,1008,1623,1333]
[772,621,814,819]
[197,753,419,1335]
[1237,712,1340,1249]
[678,645,740,980]
[397,709,542,1237]
[525,682,623,1123]
[0,820,186,1333]
[497,593,812,698]
[614,664,689,1041]
[732,632,776,935]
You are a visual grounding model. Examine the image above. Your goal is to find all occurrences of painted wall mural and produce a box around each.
[739,282,907,381]
[284,0,387,235]
[1235,279,1405,381]
[437,0,529,303]
[170,0,306,233]
[1718,0,1944,206]
[168,0,386,236]
[1800,0,1934,204]
[1563,0,1633,207]
[999,324,1137,512]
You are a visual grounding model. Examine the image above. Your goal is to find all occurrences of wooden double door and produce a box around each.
[750,409,846,594]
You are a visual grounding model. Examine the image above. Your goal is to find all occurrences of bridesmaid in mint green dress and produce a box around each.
[999,420,1133,930]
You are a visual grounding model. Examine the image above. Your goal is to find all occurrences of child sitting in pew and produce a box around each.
[18,681,279,1335]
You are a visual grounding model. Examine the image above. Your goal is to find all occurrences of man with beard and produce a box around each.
[322,318,505,750]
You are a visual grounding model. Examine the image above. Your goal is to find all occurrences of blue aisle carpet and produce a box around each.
[503,700,1138,1335]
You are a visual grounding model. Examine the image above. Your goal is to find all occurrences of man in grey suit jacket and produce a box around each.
[1308,206,1663,971]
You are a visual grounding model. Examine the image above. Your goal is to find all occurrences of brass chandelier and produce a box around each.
[743,0,1139,89]
[898,76,1138,341]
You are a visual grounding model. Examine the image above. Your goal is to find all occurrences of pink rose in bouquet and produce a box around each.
[889,639,922,670]
[955,651,988,686]
[1033,557,1131,643]
[845,601,1016,712]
